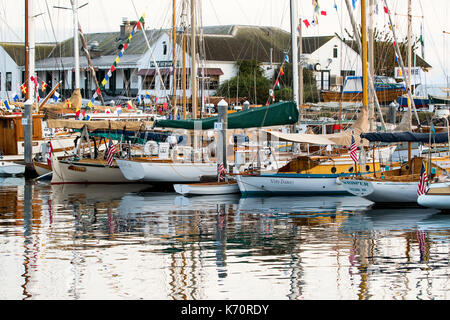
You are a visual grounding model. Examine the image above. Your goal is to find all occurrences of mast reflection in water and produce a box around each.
[0,177,449,300]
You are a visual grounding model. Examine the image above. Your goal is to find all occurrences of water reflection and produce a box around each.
[0,179,449,300]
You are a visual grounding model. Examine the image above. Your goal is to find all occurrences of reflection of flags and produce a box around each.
[47,142,53,167]
[106,140,116,167]
[417,162,428,196]
[350,135,358,163]
[417,229,427,261]
[218,162,227,180]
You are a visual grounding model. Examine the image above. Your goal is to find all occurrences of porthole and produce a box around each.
[365,165,370,171]
[331,167,337,173]
[348,166,354,172]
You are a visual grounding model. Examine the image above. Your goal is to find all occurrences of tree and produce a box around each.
[214,60,271,105]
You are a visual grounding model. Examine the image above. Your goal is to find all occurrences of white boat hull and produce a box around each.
[340,178,419,203]
[0,161,25,176]
[51,156,129,184]
[174,181,239,195]
[417,182,450,210]
[236,173,348,195]
[116,159,218,183]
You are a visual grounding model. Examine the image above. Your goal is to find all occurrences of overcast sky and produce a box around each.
[0,0,448,84]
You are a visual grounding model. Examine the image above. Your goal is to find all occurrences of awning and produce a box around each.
[264,130,337,145]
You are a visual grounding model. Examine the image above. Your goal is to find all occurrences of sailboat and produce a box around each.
[340,0,450,204]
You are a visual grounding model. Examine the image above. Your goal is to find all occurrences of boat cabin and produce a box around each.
[0,114,44,156]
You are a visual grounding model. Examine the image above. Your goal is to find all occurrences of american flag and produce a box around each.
[218,163,227,180]
[350,135,358,163]
[106,140,116,167]
[417,162,428,196]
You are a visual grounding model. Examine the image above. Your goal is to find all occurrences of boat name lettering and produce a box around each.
[269,178,293,185]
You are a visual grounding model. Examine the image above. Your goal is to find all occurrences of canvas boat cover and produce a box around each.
[361,131,449,143]
[153,101,299,130]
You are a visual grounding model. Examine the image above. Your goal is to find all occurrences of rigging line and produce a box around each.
[44,0,65,72]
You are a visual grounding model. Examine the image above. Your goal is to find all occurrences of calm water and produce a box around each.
[0,177,449,300]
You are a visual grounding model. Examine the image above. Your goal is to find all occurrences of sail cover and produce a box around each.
[361,131,449,143]
[153,101,299,130]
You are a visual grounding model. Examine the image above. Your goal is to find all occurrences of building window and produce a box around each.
[161,74,171,90]
[162,41,167,56]
[333,46,338,58]
[206,76,220,90]
[6,72,12,91]
[341,70,355,78]
[143,76,156,90]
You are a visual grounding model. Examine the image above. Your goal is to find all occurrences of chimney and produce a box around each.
[120,17,133,39]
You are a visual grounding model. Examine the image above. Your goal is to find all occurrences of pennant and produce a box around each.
[96,88,101,95]
[384,6,389,14]
[110,65,116,73]
[303,19,310,28]
[163,102,168,111]
[275,79,280,89]
[352,0,357,9]
[123,43,128,50]
[118,51,123,58]
[127,100,133,109]
[284,54,289,63]
[101,79,107,86]
[115,56,120,64]
[334,1,338,10]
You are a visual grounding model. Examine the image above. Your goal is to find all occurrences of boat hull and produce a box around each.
[116,159,218,183]
[321,88,405,103]
[51,156,129,184]
[417,182,450,210]
[340,178,419,203]
[33,161,52,178]
[236,173,349,195]
[174,181,240,195]
[0,161,25,176]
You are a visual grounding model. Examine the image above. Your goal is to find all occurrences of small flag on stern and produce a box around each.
[106,140,117,167]
[417,162,428,196]
[218,162,227,180]
[350,135,358,163]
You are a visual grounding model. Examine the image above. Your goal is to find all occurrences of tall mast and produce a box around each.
[72,0,80,90]
[407,0,413,110]
[368,0,375,131]
[383,0,420,129]
[172,0,177,117]
[361,0,369,113]
[290,0,299,108]
[24,0,29,100]
[191,0,197,119]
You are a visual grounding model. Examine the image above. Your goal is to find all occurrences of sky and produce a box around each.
[0,0,448,85]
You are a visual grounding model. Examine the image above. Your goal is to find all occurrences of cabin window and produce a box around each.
[365,165,370,171]
[6,72,12,91]
[162,41,167,56]
[333,46,338,58]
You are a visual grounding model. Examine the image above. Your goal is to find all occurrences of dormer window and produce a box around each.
[163,41,167,56]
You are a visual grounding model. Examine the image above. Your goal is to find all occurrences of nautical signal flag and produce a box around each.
[53,91,60,102]
[284,54,289,63]
[280,66,284,76]
[417,162,428,196]
[303,19,310,28]
[41,81,47,91]
[116,105,122,114]
[321,10,327,16]
[3,100,10,110]
[275,79,280,89]
[66,100,72,108]
[20,84,27,94]
[126,100,133,109]
[137,95,142,105]
[13,93,19,102]
[384,6,389,14]
[350,135,358,163]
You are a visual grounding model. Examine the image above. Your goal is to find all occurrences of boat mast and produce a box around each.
[24,0,29,101]
[382,0,420,129]
[172,0,177,118]
[407,0,413,131]
[24,0,35,169]
[290,0,299,109]
[368,0,375,131]
[361,0,369,115]
[72,0,80,91]
[191,0,197,119]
